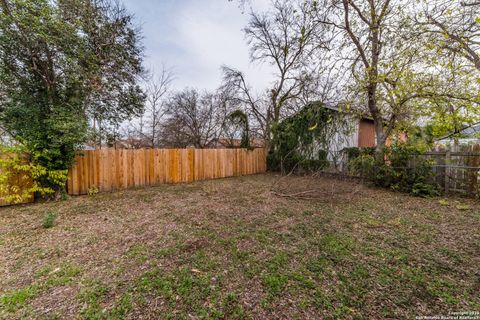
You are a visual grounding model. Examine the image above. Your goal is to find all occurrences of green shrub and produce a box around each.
[317,149,330,168]
[362,147,376,156]
[42,212,57,229]
[343,147,360,161]
[267,150,330,174]
[300,159,329,173]
[412,182,440,198]
[318,149,328,162]
[343,147,375,162]
[0,144,69,204]
[348,143,439,197]
[267,150,304,173]
[87,186,99,196]
[348,154,376,178]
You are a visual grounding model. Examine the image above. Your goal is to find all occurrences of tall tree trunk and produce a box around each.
[374,119,386,150]
[369,13,386,152]
[367,71,387,151]
[368,91,387,151]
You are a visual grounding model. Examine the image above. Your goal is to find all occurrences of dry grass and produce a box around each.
[0,174,479,319]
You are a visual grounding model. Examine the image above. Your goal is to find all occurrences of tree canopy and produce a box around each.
[0,0,144,192]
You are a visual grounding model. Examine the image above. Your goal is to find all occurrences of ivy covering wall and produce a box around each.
[267,102,350,173]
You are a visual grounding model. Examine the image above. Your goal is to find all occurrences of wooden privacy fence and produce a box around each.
[67,148,267,195]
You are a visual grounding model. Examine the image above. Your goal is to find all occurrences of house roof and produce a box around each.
[304,101,374,121]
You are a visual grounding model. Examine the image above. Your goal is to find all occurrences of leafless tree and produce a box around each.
[221,0,331,143]
[160,89,231,148]
[221,67,266,138]
[141,68,174,147]
[123,67,173,148]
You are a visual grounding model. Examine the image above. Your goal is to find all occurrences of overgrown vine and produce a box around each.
[227,110,251,149]
[267,102,351,173]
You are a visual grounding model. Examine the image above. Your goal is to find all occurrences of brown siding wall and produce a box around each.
[358,119,376,148]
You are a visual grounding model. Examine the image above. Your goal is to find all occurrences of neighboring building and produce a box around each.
[319,104,377,155]
[308,103,407,155]
[358,118,377,147]
[114,137,152,149]
[283,102,408,169]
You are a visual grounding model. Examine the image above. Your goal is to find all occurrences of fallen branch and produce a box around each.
[271,189,318,198]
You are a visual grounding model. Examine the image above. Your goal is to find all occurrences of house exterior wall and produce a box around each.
[309,115,359,163]
[327,116,359,155]
[308,114,382,168]
[314,116,377,157]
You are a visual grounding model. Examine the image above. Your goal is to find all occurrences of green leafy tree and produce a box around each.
[0,145,65,204]
[418,1,480,72]
[268,102,341,173]
[323,0,429,150]
[415,1,480,138]
[320,0,480,149]
[0,0,145,194]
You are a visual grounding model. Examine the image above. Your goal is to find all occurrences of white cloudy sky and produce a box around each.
[122,0,274,92]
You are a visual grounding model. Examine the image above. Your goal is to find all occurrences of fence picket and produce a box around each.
[64,148,266,196]
[0,148,266,204]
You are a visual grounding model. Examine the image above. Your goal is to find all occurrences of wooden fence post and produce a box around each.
[469,144,480,196]
[445,150,451,194]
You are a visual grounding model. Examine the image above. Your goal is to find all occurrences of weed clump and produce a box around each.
[42,211,57,229]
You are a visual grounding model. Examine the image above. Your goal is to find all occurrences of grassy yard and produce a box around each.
[0,174,479,319]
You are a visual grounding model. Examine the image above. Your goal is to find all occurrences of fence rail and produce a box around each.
[0,148,266,206]
[67,148,267,195]
[421,144,480,196]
